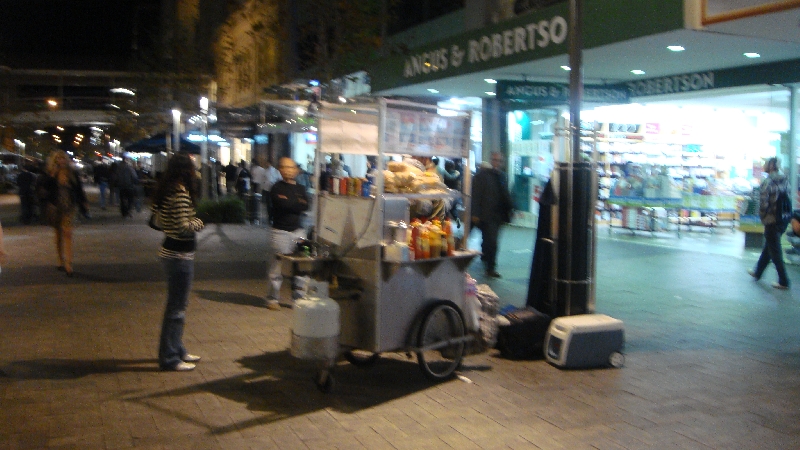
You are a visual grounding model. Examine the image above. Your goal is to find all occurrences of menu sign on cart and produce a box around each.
[383,108,470,158]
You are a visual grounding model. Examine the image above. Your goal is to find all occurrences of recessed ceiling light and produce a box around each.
[667,45,685,52]
[485,92,496,96]
[427,88,439,94]
[631,70,646,75]
[744,52,761,58]
[484,78,497,84]
[560,65,571,71]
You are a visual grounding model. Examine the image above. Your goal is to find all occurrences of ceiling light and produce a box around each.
[631,70,646,75]
[744,52,760,58]
[561,65,571,71]
[485,92,496,96]
[427,89,439,94]
[484,79,497,84]
[667,46,685,52]
[34,129,47,135]
[110,88,135,95]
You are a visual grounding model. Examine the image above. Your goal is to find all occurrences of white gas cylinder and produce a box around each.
[291,281,340,360]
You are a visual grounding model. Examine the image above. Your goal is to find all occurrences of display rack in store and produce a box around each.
[582,122,741,235]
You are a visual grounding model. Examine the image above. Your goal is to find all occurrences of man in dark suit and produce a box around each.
[471,152,514,278]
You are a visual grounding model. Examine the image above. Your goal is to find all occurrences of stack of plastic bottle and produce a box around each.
[408,218,456,260]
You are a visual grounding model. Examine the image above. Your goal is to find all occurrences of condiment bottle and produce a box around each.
[443,218,455,256]
[410,219,421,260]
[420,227,431,259]
[429,229,441,258]
[339,177,348,195]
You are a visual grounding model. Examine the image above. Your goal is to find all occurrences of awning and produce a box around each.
[124,133,201,154]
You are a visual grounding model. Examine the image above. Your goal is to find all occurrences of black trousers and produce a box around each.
[19,194,35,224]
[754,223,790,287]
[119,187,135,217]
[480,220,501,272]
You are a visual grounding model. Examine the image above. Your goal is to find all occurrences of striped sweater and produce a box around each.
[155,184,204,259]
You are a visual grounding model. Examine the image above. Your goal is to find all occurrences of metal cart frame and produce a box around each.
[288,98,479,391]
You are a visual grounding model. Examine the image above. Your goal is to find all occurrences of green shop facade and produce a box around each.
[368,0,800,233]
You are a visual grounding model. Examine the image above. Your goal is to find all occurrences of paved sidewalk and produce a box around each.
[2,192,800,449]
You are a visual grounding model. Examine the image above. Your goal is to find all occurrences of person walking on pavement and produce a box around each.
[40,150,88,277]
[263,160,282,224]
[471,151,514,278]
[108,162,120,207]
[16,163,37,224]
[151,153,205,372]
[93,162,110,210]
[235,161,251,199]
[749,157,791,289]
[224,161,238,195]
[249,159,267,196]
[116,156,139,218]
[266,157,309,310]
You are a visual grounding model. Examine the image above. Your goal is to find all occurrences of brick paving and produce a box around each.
[2,192,800,449]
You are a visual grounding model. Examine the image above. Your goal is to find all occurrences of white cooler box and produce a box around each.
[545,314,625,369]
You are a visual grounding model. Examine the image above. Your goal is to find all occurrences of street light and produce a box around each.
[199,97,210,200]
[171,108,181,154]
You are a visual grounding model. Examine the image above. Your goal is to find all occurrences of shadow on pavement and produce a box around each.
[124,350,445,434]
[0,358,160,379]
[0,260,266,287]
[195,289,264,307]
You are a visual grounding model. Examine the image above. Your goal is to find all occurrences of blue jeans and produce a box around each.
[159,257,194,369]
[754,223,790,287]
[98,181,108,209]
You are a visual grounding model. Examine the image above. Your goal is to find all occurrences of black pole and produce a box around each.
[569,0,583,160]
[553,0,591,317]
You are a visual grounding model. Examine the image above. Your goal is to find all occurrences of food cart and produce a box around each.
[275,98,483,392]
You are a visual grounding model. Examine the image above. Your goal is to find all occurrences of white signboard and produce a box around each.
[319,108,379,156]
[383,108,470,158]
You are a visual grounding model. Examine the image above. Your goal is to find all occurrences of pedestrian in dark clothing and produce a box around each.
[109,162,120,207]
[16,164,37,224]
[235,161,251,198]
[116,157,139,218]
[224,162,237,195]
[749,157,791,289]
[93,163,110,209]
[471,152,514,278]
[266,157,309,310]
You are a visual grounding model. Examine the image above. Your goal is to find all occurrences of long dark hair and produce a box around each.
[152,152,198,207]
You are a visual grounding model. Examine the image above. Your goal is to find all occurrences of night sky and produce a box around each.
[0,0,161,70]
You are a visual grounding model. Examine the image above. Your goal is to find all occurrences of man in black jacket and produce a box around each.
[472,152,514,278]
[266,157,310,309]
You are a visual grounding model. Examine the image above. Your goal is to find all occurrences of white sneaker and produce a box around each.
[266,299,281,310]
[169,362,196,372]
[183,354,201,363]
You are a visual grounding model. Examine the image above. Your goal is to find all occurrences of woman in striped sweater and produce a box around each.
[151,153,205,371]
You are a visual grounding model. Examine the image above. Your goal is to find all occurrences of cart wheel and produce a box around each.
[315,369,334,393]
[416,303,465,381]
[609,352,625,368]
[344,350,380,368]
